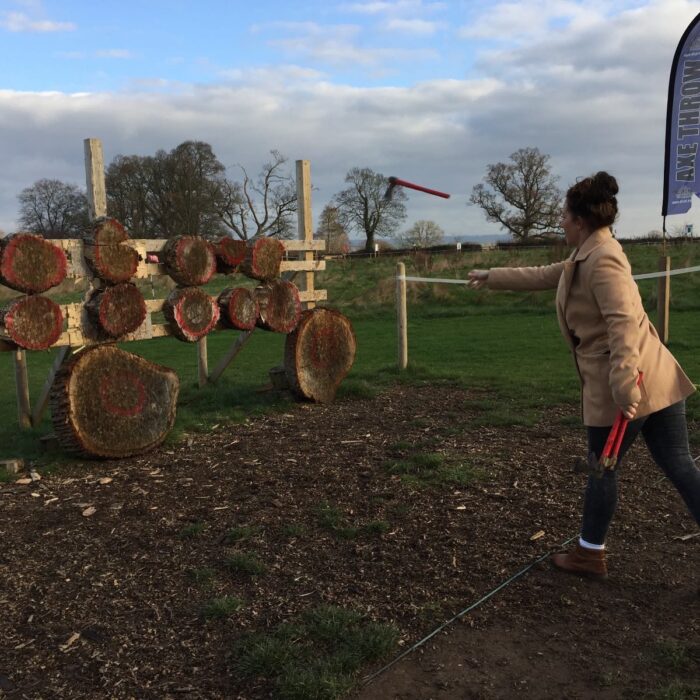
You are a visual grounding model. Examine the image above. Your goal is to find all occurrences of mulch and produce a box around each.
[0,384,698,699]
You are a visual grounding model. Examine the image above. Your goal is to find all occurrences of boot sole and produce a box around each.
[550,558,608,580]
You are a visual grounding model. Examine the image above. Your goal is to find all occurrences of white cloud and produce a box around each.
[340,0,446,15]
[95,49,134,59]
[384,18,442,34]
[0,10,75,32]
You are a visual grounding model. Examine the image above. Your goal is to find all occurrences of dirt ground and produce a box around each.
[1,384,698,699]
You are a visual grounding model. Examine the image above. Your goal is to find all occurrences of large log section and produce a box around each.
[241,237,285,281]
[285,308,356,403]
[162,236,216,286]
[1,296,64,350]
[215,237,246,273]
[164,287,220,342]
[218,287,258,331]
[0,233,67,293]
[50,345,179,458]
[254,279,301,333]
[84,218,139,283]
[85,283,147,338]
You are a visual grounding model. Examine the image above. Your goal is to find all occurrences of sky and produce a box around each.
[0,0,699,240]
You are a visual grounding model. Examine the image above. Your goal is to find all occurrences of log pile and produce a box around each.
[164,287,220,342]
[218,287,258,331]
[1,296,64,350]
[50,345,179,458]
[85,283,147,338]
[285,308,356,403]
[84,218,139,283]
[0,233,67,293]
[216,237,246,273]
[162,236,216,286]
[240,237,285,281]
[254,279,301,333]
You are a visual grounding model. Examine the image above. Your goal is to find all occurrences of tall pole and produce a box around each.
[396,262,408,369]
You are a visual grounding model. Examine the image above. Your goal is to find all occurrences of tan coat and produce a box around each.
[488,228,696,426]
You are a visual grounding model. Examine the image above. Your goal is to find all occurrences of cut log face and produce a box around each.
[218,287,258,331]
[84,218,140,283]
[0,233,67,293]
[1,296,64,350]
[163,236,216,286]
[254,279,301,333]
[86,283,147,338]
[240,237,285,282]
[50,345,179,459]
[284,308,356,403]
[216,237,247,273]
[164,287,220,342]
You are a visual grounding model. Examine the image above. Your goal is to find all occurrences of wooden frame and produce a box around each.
[1,139,326,428]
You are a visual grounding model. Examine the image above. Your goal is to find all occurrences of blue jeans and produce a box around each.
[581,400,700,545]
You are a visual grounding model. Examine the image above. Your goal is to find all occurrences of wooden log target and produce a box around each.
[50,345,179,458]
[215,237,246,273]
[162,236,216,286]
[164,287,220,342]
[254,279,301,333]
[218,287,258,331]
[240,237,285,282]
[284,308,356,403]
[1,296,64,350]
[84,218,139,283]
[85,283,147,338]
[0,233,67,293]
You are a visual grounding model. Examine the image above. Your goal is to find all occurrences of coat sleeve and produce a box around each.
[487,261,565,291]
[589,254,642,407]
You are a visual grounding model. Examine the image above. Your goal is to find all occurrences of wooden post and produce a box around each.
[32,346,72,427]
[14,349,32,429]
[208,329,255,384]
[656,255,670,345]
[197,336,209,387]
[396,262,408,370]
[84,138,107,220]
[296,160,315,309]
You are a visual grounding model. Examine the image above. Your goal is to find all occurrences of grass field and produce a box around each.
[1,240,699,462]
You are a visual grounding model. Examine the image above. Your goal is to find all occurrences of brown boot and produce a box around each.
[551,543,608,579]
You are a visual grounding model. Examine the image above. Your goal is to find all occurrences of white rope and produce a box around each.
[397,264,700,286]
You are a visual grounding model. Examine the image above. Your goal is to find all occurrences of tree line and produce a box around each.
[15,143,566,253]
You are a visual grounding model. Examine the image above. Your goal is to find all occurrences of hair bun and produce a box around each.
[591,171,619,200]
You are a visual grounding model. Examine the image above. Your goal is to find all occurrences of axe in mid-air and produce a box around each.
[383,176,451,201]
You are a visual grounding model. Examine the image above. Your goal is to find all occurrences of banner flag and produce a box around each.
[663,12,700,216]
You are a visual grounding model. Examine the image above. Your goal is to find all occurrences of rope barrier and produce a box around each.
[397,264,700,286]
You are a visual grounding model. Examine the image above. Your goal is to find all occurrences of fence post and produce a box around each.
[656,255,670,344]
[296,160,316,309]
[197,336,209,387]
[396,262,408,370]
[14,349,32,429]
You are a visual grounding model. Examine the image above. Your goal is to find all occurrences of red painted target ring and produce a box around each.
[99,372,147,417]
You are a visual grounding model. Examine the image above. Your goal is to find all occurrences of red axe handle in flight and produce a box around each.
[383,176,451,201]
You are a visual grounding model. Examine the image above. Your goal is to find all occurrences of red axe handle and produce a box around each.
[388,176,450,199]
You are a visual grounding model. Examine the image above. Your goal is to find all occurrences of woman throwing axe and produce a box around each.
[468,171,700,579]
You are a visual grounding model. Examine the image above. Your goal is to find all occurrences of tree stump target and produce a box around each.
[0,233,67,293]
[50,345,179,458]
[254,279,301,333]
[1,296,64,350]
[284,308,356,403]
[218,287,258,331]
[215,237,247,273]
[164,287,220,342]
[162,236,216,287]
[240,237,285,282]
[85,283,147,338]
[84,218,139,283]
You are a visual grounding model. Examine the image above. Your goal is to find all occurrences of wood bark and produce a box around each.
[0,233,67,293]
[215,237,246,273]
[218,287,258,331]
[162,236,216,286]
[84,218,139,283]
[50,345,179,458]
[1,296,64,350]
[85,283,147,338]
[254,279,301,333]
[164,287,220,342]
[240,237,285,282]
[284,308,356,403]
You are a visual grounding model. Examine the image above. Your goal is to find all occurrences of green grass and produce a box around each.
[179,522,206,539]
[187,567,216,587]
[314,502,390,540]
[652,640,697,672]
[651,681,700,700]
[201,596,244,620]
[232,605,398,699]
[224,552,267,576]
[280,522,308,538]
[383,452,486,488]
[2,243,699,461]
[224,525,261,544]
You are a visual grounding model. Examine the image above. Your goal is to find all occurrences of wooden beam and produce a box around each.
[14,349,32,429]
[31,346,72,427]
[197,336,209,388]
[84,138,107,220]
[656,255,670,344]
[296,160,316,310]
[208,329,255,384]
[396,262,408,370]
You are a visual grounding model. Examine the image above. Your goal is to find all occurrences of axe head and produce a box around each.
[572,451,605,479]
[383,176,398,202]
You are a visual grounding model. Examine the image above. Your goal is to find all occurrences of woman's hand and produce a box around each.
[621,402,639,420]
[468,269,489,289]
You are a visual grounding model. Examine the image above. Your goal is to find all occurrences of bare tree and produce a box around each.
[219,151,297,240]
[17,179,90,238]
[315,204,350,254]
[470,147,562,240]
[333,167,407,253]
[397,220,445,248]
